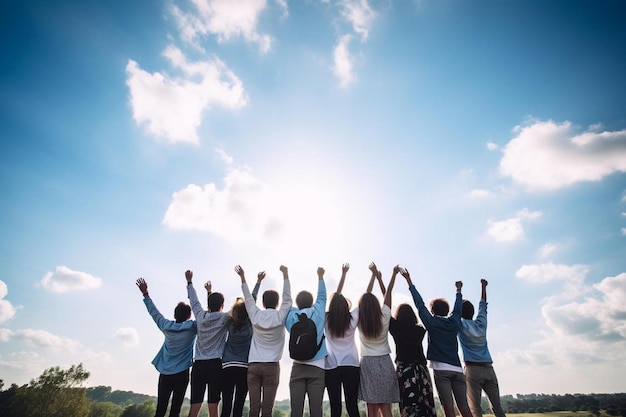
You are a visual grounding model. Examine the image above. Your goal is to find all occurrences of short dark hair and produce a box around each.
[174,302,191,322]
[208,292,225,312]
[462,300,475,320]
[430,298,449,316]
[295,291,313,309]
[263,290,279,309]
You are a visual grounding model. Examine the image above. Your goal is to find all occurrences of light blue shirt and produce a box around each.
[143,297,197,375]
[285,279,328,362]
[459,300,493,363]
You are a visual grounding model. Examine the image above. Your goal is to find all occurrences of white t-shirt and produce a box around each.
[324,308,360,369]
[359,304,392,357]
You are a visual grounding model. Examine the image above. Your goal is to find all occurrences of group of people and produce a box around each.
[136,263,506,417]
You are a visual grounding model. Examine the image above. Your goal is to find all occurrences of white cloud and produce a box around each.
[1,328,83,352]
[215,148,234,165]
[486,208,541,243]
[517,207,542,220]
[333,35,356,88]
[486,142,499,151]
[467,189,492,199]
[499,119,626,191]
[126,46,247,144]
[0,280,16,323]
[538,243,557,259]
[341,0,376,41]
[171,0,272,53]
[542,273,626,343]
[116,327,140,347]
[39,266,102,293]
[163,168,284,244]
[515,262,588,284]
[486,218,523,242]
[622,227,626,236]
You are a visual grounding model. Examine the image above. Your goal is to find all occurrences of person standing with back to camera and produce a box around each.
[408,273,473,417]
[357,263,401,417]
[324,263,360,417]
[185,270,232,417]
[235,264,292,417]
[136,277,197,417]
[459,279,506,417]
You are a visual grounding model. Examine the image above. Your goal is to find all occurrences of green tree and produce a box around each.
[8,363,91,417]
[90,401,124,417]
[120,400,156,417]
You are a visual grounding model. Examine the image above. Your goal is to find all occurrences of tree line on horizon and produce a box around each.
[0,364,625,417]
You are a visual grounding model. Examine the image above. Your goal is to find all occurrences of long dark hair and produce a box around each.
[357,293,382,339]
[326,293,352,338]
[394,303,418,327]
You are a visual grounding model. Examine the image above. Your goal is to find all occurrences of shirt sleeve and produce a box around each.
[410,284,434,329]
[187,284,204,318]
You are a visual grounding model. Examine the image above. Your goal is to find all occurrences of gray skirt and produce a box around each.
[358,354,400,403]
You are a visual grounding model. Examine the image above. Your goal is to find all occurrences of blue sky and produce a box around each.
[1,0,625,400]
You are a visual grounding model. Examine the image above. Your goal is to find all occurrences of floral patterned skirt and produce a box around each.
[396,361,437,417]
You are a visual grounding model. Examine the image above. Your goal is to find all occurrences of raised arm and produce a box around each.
[204,280,212,305]
[376,270,386,295]
[382,265,399,308]
[186,270,203,317]
[251,271,265,301]
[481,278,488,302]
[366,262,378,293]
[336,263,349,293]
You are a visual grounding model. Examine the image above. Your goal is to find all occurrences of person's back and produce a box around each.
[236,264,292,417]
[186,271,232,417]
[459,279,505,417]
[408,277,472,417]
[136,277,196,417]
[285,267,327,417]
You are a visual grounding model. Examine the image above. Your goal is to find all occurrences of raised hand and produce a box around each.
[235,265,245,278]
[455,281,463,291]
[185,270,193,283]
[136,278,148,295]
[342,263,350,274]
[400,267,412,286]
[393,264,400,275]
[279,265,289,279]
[317,267,325,279]
[204,281,212,293]
[481,278,488,287]
[368,262,378,274]
[257,271,266,282]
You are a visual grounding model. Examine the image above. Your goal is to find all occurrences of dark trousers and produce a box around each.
[156,369,190,417]
[221,367,249,417]
[325,366,360,417]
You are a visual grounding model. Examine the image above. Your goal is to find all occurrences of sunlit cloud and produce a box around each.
[467,189,492,199]
[171,0,272,53]
[515,262,588,286]
[499,119,626,191]
[333,35,356,88]
[0,328,84,352]
[0,280,16,323]
[486,208,541,242]
[163,168,284,244]
[542,273,626,343]
[215,148,234,165]
[116,327,140,347]
[39,266,102,293]
[538,243,557,259]
[486,142,499,151]
[126,46,247,144]
[341,0,376,41]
